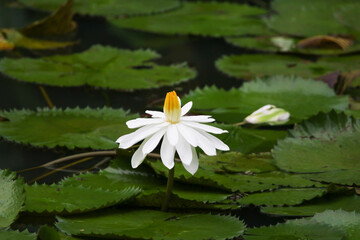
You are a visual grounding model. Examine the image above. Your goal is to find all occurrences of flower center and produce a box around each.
[163,91,181,124]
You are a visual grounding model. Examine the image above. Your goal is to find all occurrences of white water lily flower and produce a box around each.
[245,105,290,125]
[116,91,229,175]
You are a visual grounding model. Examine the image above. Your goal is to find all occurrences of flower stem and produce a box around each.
[233,121,246,126]
[39,86,54,109]
[161,166,175,212]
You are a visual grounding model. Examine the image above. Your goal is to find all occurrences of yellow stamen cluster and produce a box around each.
[163,91,181,123]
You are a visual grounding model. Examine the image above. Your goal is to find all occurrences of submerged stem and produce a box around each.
[161,166,175,212]
[39,86,54,109]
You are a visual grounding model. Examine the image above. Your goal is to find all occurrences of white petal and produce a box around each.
[181,115,215,123]
[145,110,165,118]
[182,121,228,134]
[175,134,192,165]
[118,122,169,149]
[131,138,149,168]
[178,97,181,106]
[166,124,179,146]
[142,128,166,154]
[181,101,193,116]
[160,132,175,169]
[197,129,229,151]
[126,118,165,129]
[190,128,217,156]
[182,147,199,175]
[177,123,198,147]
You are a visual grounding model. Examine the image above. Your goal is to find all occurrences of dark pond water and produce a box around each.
[0,0,289,228]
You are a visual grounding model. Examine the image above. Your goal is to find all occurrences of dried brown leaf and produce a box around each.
[297,35,354,50]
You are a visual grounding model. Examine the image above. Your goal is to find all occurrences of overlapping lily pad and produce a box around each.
[182,76,348,123]
[262,194,360,216]
[148,152,323,194]
[0,170,25,228]
[238,188,327,206]
[273,111,360,174]
[17,0,180,17]
[0,45,196,90]
[56,209,245,240]
[110,2,269,37]
[216,54,360,80]
[24,183,141,214]
[213,124,287,154]
[0,230,36,240]
[61,156,230,209]
[226,36,360,55]
[0,107,137,150]
[266,0,360,37]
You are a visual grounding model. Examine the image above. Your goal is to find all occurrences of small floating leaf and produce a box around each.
[25,183,141,214]
[0,45,196,90]
[18,0,181,18]
[110,2,269,37]
[56,209,245,240]
[0,170,25,228]
[0,107,137,150]
[182,76,348,123]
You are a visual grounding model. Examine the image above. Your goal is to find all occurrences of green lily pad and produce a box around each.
[262,194,360,216]
[56,209,245,240]
[273,111,360,173]
[245,218,344,240]
[216,54,360,80]
[265,0,360,37]
[17,0,180,17]
[0,170,25,228]
[0,45,196,91]
[303,170,360,186]
[238,188,327,206]
[214,124,287,154]
[310,210,360,240]
[110,2,269,37]
[0,107,137,150]
[148,152,322,194]
[226,36,360,55]
[38,226,81,240]
[0,230,36,240]
[61,156,230,209]
[182,76,348,123]
[25,183,141,214]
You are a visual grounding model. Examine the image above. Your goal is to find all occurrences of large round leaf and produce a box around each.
[17,0,180,17]
[216,54,360,80]
[0,107,137,149]
[110,2,269,37]
[0,170,25,228]
[273,111,360,173]
[0,45,196,91]
[182,76,348,123]
[25,184,141,214]
[56,209,245,240]
[266,0,360,37]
